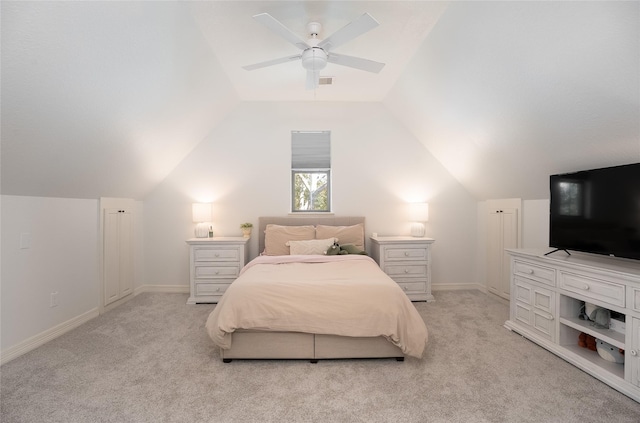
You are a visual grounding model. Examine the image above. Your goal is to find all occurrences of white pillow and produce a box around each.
[286,238,337,255]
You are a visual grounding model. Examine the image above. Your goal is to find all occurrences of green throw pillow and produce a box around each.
[325,243,341,255]
[340,244,367,255]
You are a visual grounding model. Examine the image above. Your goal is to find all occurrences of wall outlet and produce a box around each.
[50,292,58,308]
[20,232,31,249]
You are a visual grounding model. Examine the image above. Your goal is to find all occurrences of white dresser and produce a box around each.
[186,237,249,304]
[505,249,640,402]
[370,236,435,302]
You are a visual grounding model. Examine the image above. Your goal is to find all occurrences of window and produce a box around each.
[291,131,331,212]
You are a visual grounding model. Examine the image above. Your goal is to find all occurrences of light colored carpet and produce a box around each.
[1,290,639,422]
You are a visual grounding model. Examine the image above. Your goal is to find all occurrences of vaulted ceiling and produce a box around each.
[1,1,638,200]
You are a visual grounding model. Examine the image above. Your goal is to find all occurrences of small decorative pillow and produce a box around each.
[286,238,337,255]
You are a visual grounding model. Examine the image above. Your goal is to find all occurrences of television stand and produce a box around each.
[504,249,640,403]
[544,248,571,256]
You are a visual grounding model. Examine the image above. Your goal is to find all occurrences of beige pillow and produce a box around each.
[264,224,315,255]
[286,238,337,255]
[315,224,365,250]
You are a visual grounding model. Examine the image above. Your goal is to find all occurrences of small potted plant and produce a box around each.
[240,222,253,238]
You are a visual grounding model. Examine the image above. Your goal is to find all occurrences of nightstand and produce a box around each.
[370,236,435,302]
[185,237,249,304]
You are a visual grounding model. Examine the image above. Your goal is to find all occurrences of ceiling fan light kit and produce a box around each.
[301,48,327,71]
[243,12,385,90]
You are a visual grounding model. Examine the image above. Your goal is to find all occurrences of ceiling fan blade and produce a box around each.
[327,52,385,73]
[306,70,319,90]
[317,13,379,51]
[242,54,302,71]
[253,13,310,50]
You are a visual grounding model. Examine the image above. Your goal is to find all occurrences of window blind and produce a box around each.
[291,131,330,169]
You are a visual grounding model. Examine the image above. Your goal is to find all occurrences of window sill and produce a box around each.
[288,212,334,216]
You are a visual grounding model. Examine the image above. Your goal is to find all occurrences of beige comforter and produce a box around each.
[205,255,428,358]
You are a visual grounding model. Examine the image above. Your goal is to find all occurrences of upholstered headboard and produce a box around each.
[258,216,365,256]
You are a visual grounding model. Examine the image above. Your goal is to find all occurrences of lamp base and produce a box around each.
[194,223,209,238]
[410,222,425,237]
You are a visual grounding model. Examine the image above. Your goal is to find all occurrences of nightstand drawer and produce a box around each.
[195,265,239,279]
[384,246,428,261]
[195,283,230,296]
[396,281,427,294]
[514,260,556,286]
[384,264,427,278]
[194,248,240,262]
[558,271,625,307]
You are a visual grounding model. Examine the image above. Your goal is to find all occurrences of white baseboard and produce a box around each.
[432,283,485,292]
[134,284,189,295]
[1,307,99,366]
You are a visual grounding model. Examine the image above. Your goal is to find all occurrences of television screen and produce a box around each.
[549,163,640,260]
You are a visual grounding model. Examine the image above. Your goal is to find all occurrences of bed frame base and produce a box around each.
[220,331,405,362]
[223,357,404,363]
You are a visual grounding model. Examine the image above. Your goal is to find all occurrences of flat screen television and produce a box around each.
[549,163,640,260]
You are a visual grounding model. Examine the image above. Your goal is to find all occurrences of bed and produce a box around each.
[205,216,428,362]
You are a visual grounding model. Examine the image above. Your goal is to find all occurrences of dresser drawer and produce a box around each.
[383,246,428,261]
[558,271,625,307]
[195,265,239,279]
[195,283,230,296]
[194,248,240,262]
[513,276,555,342]
[384,264,427,278]
[630,287,640,314]
[514,276,554,314]
[513,260,556,287]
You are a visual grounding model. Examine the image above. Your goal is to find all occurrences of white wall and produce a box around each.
[143,102,479,290]
[1,1,239,199]
[0,195,146,359]
[523,199,550,248]
[1,196,100,351]
[384,1,640,201]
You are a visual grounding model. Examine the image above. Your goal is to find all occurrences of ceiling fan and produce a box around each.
[243,12,385,90]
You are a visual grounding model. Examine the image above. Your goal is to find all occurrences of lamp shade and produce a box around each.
[192,203,212,223]
[409,203,429,222]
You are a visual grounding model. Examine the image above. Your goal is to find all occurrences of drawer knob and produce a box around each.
[404,252,409,256]
[583,284,590,290]
[631,350,638,357]
[216,287,220,292]
[403,286,407,290]
[215,253,220,257]
[215,270,219,275]
[404,269,409,273]
[527,269,534,275]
